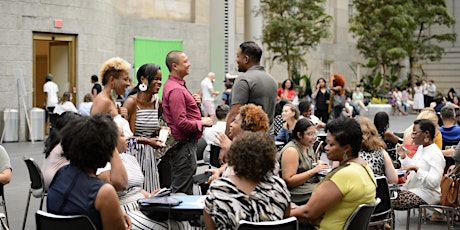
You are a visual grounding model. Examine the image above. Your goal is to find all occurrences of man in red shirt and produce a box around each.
[162,50,213,194]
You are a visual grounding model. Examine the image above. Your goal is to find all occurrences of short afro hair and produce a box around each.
[227,131,276,182]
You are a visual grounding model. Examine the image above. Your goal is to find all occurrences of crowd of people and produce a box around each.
[25,39,459,230]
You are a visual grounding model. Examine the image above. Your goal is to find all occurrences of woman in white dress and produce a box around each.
[413,81,425,113]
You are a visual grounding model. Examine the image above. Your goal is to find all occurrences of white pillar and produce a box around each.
[244,0,263,45]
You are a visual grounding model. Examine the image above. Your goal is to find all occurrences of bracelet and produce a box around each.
[147,194,152,198]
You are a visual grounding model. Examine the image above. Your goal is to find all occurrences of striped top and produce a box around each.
[204,174,290,229]
[134,95,160,137]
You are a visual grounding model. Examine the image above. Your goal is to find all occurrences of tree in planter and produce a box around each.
[350,0,456,89]
[259,0,331,80]
[349,0,415,91]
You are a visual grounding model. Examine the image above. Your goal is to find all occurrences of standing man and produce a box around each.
[200,72,219,120]
[43,73,59,127]
[426,80,437,107]
[91,74,102,97]
[162,50,213,194]
[225,41,278,135]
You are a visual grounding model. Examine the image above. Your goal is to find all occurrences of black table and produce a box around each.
[140,195,205,227]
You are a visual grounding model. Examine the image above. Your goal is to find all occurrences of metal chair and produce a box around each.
[35,210,97,230]
[343,198,380,230]
[369,176,394,229]
[237,216,298,230]
[22,158,46,230]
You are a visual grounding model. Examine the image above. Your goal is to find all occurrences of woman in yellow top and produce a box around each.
[291,117,376,229]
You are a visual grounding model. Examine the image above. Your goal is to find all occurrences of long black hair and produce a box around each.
[44,112,82,158]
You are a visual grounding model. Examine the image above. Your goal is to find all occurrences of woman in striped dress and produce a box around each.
[123,63,165,192]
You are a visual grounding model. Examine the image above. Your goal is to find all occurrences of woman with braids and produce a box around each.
[122,63,165,192]
[204,131,290,229]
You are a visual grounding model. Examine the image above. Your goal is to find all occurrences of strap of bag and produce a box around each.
[447,164,460,177]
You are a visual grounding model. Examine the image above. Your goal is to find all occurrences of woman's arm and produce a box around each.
[97,150,128,191]
[203,210,216,230]
[281,148,329,188]
[95,184,131,230]
[382,149,398,184]
[122,96,136,132]
[291,180,343,222]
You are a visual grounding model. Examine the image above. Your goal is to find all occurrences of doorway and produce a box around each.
[33,33,77,108]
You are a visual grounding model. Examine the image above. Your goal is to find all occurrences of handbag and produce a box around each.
[440,165,460,207]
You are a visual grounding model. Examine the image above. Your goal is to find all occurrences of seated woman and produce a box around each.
[53,91,78,115]
[402,108,442,149]
[278,79,296,102]
[275,103,300,145]
[291,117,376,229]
[42,112,127,191]
[356,116,398,184]
[47,113,131,230]
[278,118,329,205]
[374,111,403,161]
[42,112,80,189]
[98,125,191,230]
[0,146,11,186]
[393,119,445,211]
[78,93,93,116]
[209,104,270,179]
[204,131,290,229]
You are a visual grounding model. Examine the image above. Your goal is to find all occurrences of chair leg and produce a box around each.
[39,195,44,210]
[417,207,422,230]
[406,209,411,230]
[0,213,8,230]
[21,190,32,230]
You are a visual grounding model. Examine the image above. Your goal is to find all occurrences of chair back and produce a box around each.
[35,210,97,230]
[442,140,459,150]
[237,217,298,230]
[23,158,45,197]
[343,198,380,230]
[369,176,393,226]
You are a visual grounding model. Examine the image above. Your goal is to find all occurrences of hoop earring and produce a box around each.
[139,83,147,92]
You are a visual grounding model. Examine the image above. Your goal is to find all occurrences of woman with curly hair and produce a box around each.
[356,116,398,184]
[204,131,290,229]
[278,79,296,102]
[47,113,131,230]
[91,57,132,140]
[208,103,270,181]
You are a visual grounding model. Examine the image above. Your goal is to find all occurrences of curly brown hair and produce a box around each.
[355,116,386,151]
[227,131,276,182]
[239,104,269,132]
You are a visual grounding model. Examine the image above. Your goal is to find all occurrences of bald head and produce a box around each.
[166,50,182,72]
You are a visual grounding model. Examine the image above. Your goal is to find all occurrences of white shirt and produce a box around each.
[78,102,93,116]
[43,81,59,107]
[400,143,445,204]
[53,101,77,115]
[202,121,226,145]
[201,77,215,101]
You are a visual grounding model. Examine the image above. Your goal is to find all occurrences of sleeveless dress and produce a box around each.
[132,96,161,192]
[413,87,424,109]
[47,164,106,230]
[278,140,320,205]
